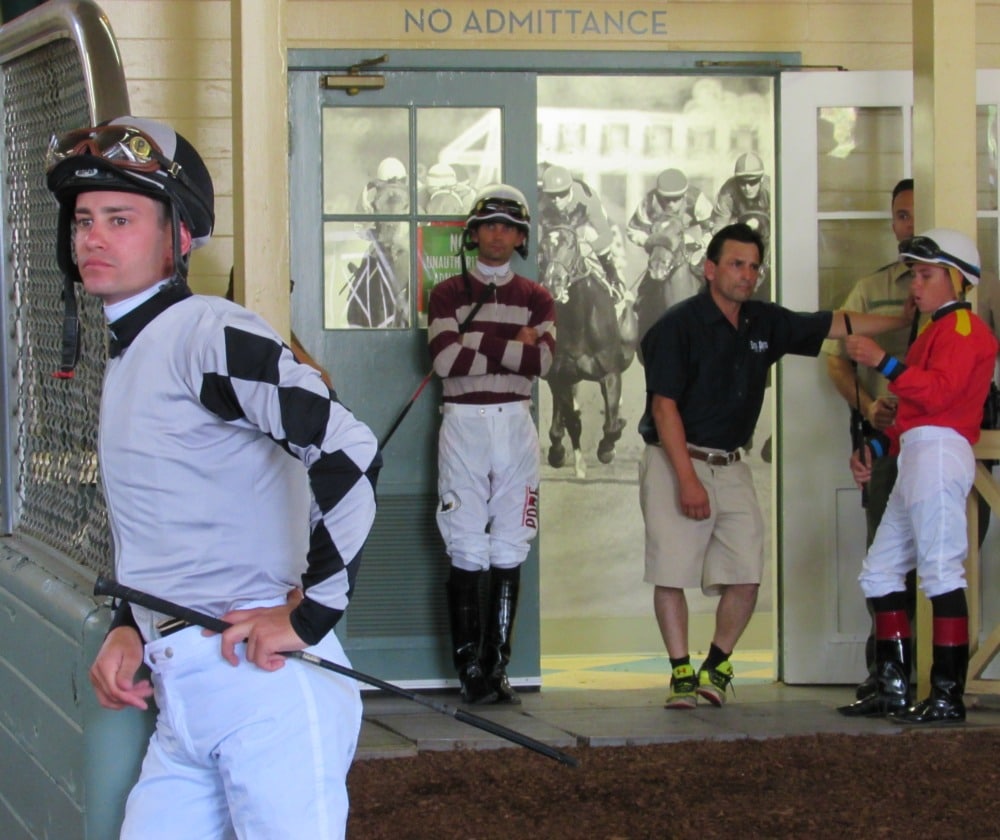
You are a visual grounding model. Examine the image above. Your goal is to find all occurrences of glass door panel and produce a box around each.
[321,107,411,330]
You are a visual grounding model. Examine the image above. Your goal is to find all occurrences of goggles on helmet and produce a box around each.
[45,125,209,212]
[472,196,529,223]
[898,235,980,280]
[46,125,172,174]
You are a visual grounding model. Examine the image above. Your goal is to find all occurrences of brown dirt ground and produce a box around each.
[346,730,1000,839]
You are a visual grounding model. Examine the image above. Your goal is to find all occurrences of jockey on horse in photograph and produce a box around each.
[710,152,772,300]
[346,158,411,328]
[538,197,638,477]
[538,164,628,302]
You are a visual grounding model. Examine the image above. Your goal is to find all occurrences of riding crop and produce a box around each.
[843,312,869,507]
[378,370,433,451]
[93,576,578,768]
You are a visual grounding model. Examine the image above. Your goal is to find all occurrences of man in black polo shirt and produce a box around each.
[639,222,910,709]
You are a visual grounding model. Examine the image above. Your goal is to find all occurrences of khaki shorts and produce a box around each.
[639,444,764,595]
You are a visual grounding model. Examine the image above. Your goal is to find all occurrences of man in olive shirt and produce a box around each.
[823,179,915,701]
[824,180,915,542]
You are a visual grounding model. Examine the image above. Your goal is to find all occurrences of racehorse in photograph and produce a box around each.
[539,224,637,478]
[631,218,705,362]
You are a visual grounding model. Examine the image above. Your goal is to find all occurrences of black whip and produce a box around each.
[843,313,869,507]
[93,576,577,768]
[377,371,433,451]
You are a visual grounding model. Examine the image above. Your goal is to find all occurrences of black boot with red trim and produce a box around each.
[838,593,912,717]
[894,589,968,725]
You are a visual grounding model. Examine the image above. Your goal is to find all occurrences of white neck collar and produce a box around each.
[104,279,171,323]
[476,260,511,279]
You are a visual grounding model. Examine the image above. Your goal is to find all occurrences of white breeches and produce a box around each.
[860,426,975,600]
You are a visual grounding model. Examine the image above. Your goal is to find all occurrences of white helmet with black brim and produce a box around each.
[462,183,531,259]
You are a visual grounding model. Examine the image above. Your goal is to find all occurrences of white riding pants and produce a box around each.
[120,613,362,840]
[436,401,540,571]
[860,426,975,600]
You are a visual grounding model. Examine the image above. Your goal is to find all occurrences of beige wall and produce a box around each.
[103,1,232,295]
[99,0,1000,300]
[291,1,919,64]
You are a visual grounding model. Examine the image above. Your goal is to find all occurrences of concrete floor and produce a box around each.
[355,681,1000,762]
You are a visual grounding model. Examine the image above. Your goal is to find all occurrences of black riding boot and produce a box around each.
[894,595,969,725]
[838,638,911,716]
[482,566,521,705]
[447,569,497,705]
[839,596,911,717]
[855,634,878,701]
[856,572,916,700]
[894,643,968,724]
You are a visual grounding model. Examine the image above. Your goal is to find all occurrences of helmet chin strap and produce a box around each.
[54,274,81,379]
[457,222,478,298]
[169,204,191,285]
[458,240,472,293]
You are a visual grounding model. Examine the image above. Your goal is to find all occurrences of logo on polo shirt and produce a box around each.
[750,339,769,353]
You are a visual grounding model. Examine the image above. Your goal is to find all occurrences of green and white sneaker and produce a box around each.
[696,660,735,706]
[665,663,698,709]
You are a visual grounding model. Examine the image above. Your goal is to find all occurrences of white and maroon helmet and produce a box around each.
[463,183,531,258]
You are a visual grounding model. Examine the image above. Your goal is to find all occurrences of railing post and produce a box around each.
[967,430,1000,692]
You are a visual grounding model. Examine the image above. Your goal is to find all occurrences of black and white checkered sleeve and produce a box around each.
[199,318,381,644]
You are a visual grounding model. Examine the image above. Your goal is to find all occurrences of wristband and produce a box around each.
[868,433,890,459]
[875,354,905,381]
[107,599,140,634]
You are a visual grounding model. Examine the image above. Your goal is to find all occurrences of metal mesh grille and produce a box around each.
[4,39,112,575]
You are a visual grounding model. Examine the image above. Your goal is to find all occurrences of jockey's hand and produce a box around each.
[515,326,538,345]
[217,591,307,671]
[850,445,873,487]
[845,335,885,368]
[89,627,153,711]
[867,395,898,431]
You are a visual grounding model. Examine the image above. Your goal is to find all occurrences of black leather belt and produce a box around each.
[156,617,193,637]
[687,446,741,466]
